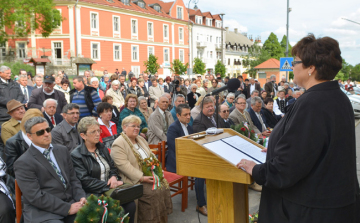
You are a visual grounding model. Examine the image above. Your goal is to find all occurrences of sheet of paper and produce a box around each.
[203,140,262,166]
[222,135,266,164]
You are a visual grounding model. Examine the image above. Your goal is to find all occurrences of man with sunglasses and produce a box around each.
[218,104,234,128]
[52,104,82,152]
[14,116,86,223]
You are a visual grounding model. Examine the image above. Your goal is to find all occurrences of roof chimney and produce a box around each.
[234,28,238,34]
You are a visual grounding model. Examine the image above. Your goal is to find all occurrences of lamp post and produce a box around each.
[219,13,225,65]
[285,0,291,81]
[187,0,199,79]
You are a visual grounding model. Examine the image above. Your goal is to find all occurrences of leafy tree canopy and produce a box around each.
[280,35,292,57]
[193,58,206,75]
[170,59,188,75]
[214,60,226,78]
[143,54,160,75]
[262,32,283,60]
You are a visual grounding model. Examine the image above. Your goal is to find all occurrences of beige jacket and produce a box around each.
[147,107,174,145]
[139,107,153,124]
[148,85,164,107]
[106,88,125,109]
[110,134,152,185]
[229,108,261,134]
[1,118,21,144]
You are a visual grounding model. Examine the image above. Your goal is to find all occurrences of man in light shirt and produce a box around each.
[18,74,34,107]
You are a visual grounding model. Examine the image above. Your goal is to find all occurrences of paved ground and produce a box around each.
[168,119,360,223]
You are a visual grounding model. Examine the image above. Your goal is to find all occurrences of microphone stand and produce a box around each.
[215,94,220,128]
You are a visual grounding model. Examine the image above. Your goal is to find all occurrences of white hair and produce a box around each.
[190,84,197,89]
[43,98,58,107]
[90,77,99,85]
[34,75,43,81]
[111,80,120,86]
[0,66,10,73]
[251,96,262,105]
[19,74,27,80]
[226,93,235,99]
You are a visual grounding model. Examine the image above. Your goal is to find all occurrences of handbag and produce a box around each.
[105,183,143,205]
[102,134,118,149]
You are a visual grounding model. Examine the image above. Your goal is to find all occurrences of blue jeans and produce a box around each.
[195,178,206,207]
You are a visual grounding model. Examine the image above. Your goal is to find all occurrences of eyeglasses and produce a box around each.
[30,127,51,136]
[65,112,80,116]
[222,110,229,113]
[228,98,235,100]
[291,61,302,66]
[87,129,101,135]
[127,125,140,129]
[236,102,246,105]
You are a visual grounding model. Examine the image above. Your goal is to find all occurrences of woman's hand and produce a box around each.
[140,133,146,139]
[141,176,154,184]
[107,176,118,189]
[261,148,267,153]
[115,181,124,187]
[236,159,256,176]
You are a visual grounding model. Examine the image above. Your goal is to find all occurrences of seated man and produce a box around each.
[288,90,301,105]
[147,96,174,145]
[52,104,82,152]
[248,97,271,138]
[14,116,86,223]
[166,104,193,173]
[43,99,63,129]
[0,156,15,223]
[170,94,193,125]
[261,97,282,128]
[219,104,234,128]
[273,90,288,116]
[1,100,25,145]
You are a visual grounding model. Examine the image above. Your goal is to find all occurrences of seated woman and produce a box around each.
[102,95,120,125]
[138,96,153,124]
[117,94,147,137]
[149,77,164,108]
[111,115,172,223]
[127,78,141,97]
[71,117,136,223]
[260,97,282,128]
[137,78,149,99]
[187,84,201,109]
[97,102,117,147]
[106,80,125,111]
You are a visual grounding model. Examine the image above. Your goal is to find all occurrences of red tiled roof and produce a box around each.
[29,58,51,63]
[202,11,213,18]
[188,8,202,16]
[254,58,280,69]
[212,14,222,20]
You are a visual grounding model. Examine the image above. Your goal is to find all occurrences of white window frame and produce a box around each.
[147,46,155,58]
[163,48,170,63]
[147,22,154,39]
[91,42,101,61]
[90,12,99,33]
[179,49,184,63]
[113,43,122,61]
[0,42,6,58]
[176,6,183,20]
[131,19,138,36]
[179,27,184,43]
[163,24,169,41]
[131,45,139,62]
[53,9,62,34]
[16,41,27,59]
[207,18,212,26]
[210,36,212,43]
[112,15,120,38]
[51,40,64,65]
[131,66,140,77]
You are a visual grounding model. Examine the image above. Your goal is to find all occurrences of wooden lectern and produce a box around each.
[176,129,260,223]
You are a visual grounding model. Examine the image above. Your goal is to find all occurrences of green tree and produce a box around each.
[170,59,188,75]
[262,32,283,59]
[143,54,160,75]
[192,58,206,75]
[280,35,292,57]
[1,61,35,79]
[350,63,360,81]
[0,0,63,43]
[242,42,271,77]
[214,60,226,77]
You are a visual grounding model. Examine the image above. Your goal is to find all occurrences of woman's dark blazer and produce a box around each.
[260,107,281,128]
[111,105,120,125]
[71,143,119,197]
[187,92,201,109]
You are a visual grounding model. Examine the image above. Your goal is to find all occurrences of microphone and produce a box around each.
[206,78,240,96]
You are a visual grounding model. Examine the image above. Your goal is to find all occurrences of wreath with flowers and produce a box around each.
[230,122,257,142]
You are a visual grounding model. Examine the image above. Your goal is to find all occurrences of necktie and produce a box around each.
[43,149,66,188]
[51,116,55,125]
[23,87,28,101]
[210,116,217,127]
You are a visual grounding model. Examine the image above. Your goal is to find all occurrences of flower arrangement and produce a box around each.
[141,154,165,190]
[230,122,257,142]
[74,194,130,223]
[249,212,259,223]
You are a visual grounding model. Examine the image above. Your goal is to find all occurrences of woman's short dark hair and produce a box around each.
[292,34,342,80]
[264,97,274,105]
[97,102,113,116]
[102,95,113,102]
[61,78,70,85]
[125,94,138,108]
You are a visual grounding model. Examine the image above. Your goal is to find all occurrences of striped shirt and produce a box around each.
[72,89,101,118]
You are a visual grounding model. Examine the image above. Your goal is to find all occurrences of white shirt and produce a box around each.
[21,85,29,99]
[32,143,61,173]
[273,98,286,116]
[180,122,189,136]
[45,111,56,127]
[255,112,266,132]
[43,88,55,95]
[22,131,32,147]
[250,84,255,94]
[36,85,42,88]
[98,118,116,136]
[0,77,8,84]
[134,143,148,159]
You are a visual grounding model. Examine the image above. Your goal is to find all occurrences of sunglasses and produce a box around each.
[222,110,229,113]
[291,61,302,66]
[30,127,51,136]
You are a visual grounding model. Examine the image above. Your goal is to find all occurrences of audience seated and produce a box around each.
[70,117,136,223]
[147,96,174,145]
[51,103,82,152]
[14,116,86,223]
[166,104,193,173]
[195,80,206,97]
[97,102,117,144]
[90,77,105,99]
[261,98,282,128]
[138,96,153,123]
[248,96,271,137]
[28,75,68,114]
[0,157,15,223]
[117,94,147,137]
[190,96,204,120]
[106,80,125,111]
[149,77,164,108]
[187,84,201,109]
[219,104,234,128]
[42,99,63,130]
[246,90,261,110]
[111,115,172,222]
[137,78,149,99]
[223,93,235,108]
[170,94,194,125]
[127,78,142,97]
[102,95,120,125]
[1,100,25,144]
[288,90,301,105]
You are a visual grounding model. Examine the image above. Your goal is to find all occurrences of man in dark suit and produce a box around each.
[166,104,193,173]
[248,96,270,137]
[246,78,261,99]
[192,96,226,216]
[264,75,278,98]
[43,99,63,129]
[18,74,34,107]
[288,90,301,105]
[14,116,86,223]
[219,104,234,128]
[28,75,68,114]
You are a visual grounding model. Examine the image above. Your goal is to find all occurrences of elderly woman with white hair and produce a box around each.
[100,74,110,91]
[90,77,105,99]
[106,80,125,110]
[223,93,235,108]
[187,84,201,109]
[138,96,153,123]
[195,79,206,96]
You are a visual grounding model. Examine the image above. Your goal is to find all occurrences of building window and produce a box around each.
[138,1,145,8]
[179,49,184,63]
[121,0,130,5]
[131,19,138,35]
[210,51,213,59]
[163,24,169,39]
[114,44,122,61]
[259,73,267,79]
[91,12,98,29]
[207,35,209,42]
[207,18,212,26]
[113,16,120,32]
[228,58,230,65]
[91,42,100,60]
[17,42,26,59]
[164,48,169,62]
[148,22,153,37]
[179,27,183,42]
[210,36,212,43]
[131,45,139,62]
[154,5,161,12]
[0,43,6,57]
[177,7,183,20]
[53,42,63,65]
[148,46,154,58]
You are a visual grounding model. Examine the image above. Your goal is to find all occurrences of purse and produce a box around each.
[102,134,119,149]
[105,183,143,205]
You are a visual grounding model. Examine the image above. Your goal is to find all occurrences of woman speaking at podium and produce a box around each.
[237,34,359,222]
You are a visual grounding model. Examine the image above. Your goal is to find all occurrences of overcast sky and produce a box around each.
[179,0,360,66]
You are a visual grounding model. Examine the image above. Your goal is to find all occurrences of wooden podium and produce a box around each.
[176,129,259,223]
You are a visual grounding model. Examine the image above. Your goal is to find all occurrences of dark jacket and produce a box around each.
[0,79,24,123]
[5,131,29,178]
[248,107,268,132]
[141,86,149,97]
[193,112,226,133]
[71,143,119,197]
[224,118,235,128]
[187,92,201,109]
[288,98,296,105]
[264,81,278,98]
[246,83,261,98]
[21,85,34,103]
[28,87,68,114]
[166,120,193,173]
[43,112,64,130]
[260,107,281,128]
[126,86,141,97]
[70,86,97,116]
[111,105,120,125]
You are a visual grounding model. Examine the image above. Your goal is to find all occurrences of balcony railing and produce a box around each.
[196,41,208,48]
